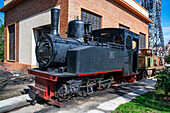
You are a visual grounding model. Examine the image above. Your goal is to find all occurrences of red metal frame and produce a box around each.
[28,69,62,105]
[77,70,124,76]
[28,69,138,105]
[123,73,139,83]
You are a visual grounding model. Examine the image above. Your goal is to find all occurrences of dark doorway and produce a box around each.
[132,38,139,73]
[8,24,15,60]
[148,58,150,67]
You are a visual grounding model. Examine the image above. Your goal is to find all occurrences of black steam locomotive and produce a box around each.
[28,8,139,105]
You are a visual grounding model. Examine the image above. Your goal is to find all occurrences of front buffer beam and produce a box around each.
[28,69,62,106]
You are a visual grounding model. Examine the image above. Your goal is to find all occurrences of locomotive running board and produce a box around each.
[28,68,77,77]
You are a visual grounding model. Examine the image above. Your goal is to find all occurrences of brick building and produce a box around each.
[0,0,152,73]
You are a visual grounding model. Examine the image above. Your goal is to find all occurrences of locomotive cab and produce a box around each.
[92,28,139,75]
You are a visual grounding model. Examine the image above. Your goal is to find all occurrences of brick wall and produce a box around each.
[68,0,149,47]
[0,62,36,73]
[4,0,69,64]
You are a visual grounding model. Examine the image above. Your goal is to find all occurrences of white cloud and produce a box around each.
[164,34,170,39]
[164,34,170,44]
[162,22,170,27]
[162,26,170,45]
[163,26,170,34]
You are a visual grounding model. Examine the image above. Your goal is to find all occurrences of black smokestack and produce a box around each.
[51,8,60,36]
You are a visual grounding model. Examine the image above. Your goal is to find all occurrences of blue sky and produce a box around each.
[0,0,169,45]
[0,0,4,24]
[161,0,170,45]
[136,0,170,45]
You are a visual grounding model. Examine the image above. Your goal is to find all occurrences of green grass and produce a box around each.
[113,90,170,113]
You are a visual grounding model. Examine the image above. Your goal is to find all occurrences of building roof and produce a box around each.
[0,0,152,23]
[114,0,152,23]
[0,0,24,12]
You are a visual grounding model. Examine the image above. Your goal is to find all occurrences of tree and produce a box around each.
[155,68,170,100]
[0,19,4,61]
[165,55,170,64]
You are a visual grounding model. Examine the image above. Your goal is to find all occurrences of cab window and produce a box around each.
[132,40,137,50]
[126,36,132,49]
[113,35,122,44]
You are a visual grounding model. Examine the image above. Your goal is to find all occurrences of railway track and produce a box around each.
[0,74,34,89]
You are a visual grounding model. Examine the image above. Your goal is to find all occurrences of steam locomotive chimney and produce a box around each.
[51,8,60,36]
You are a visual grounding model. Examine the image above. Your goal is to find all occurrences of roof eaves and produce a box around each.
[114,0,152,23]
[0,0,24,12]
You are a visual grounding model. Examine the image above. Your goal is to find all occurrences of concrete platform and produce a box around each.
[0,94,31,113]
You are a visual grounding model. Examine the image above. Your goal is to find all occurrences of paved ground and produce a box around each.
[9,78,156,113]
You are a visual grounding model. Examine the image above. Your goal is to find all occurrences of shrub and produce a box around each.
[165,55,170,64]
[155,68,170,99]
